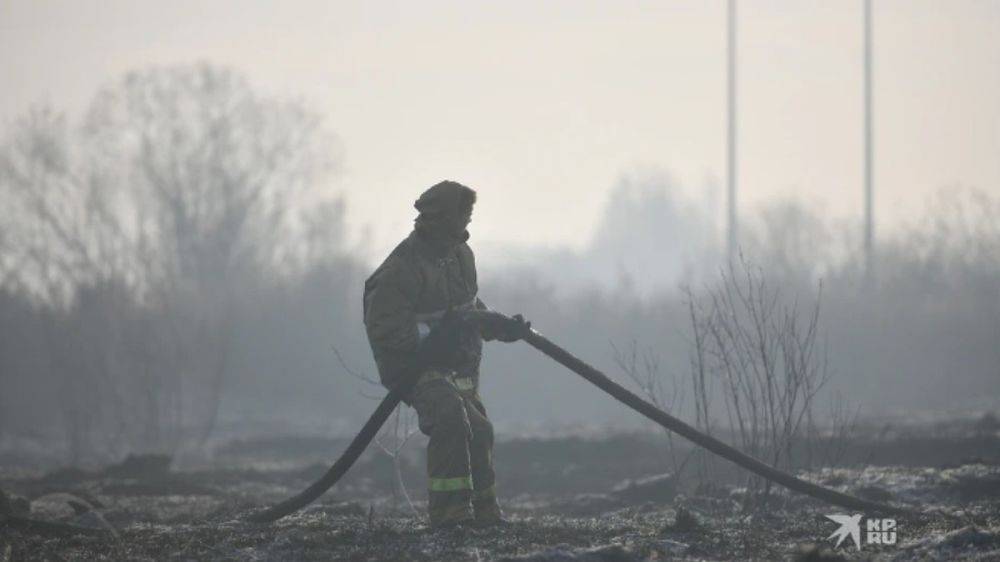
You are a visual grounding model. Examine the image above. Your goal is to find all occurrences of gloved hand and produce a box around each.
[495,313,531,343]
[415,310,465,369]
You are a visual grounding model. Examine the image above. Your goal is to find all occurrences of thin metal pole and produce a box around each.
[727,0,738,261]
[864,0,874,277]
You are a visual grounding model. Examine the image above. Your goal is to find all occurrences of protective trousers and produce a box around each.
[410,372,501,527]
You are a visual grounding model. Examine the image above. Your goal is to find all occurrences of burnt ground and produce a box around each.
[2,427,1000,561]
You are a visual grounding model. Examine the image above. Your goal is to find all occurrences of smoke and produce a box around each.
[1,66,998,466]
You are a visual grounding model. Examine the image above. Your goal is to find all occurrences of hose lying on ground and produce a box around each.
[248,311,910,522]
[246,385,409,523]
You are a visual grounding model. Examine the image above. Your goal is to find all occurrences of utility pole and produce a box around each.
[864,0,874,277]
[727,0,738,261]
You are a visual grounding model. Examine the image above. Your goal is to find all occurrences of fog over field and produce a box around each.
[0,69,996,456]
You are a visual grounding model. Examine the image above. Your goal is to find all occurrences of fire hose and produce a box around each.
[247,311,909,523]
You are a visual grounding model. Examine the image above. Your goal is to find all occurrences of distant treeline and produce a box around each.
[1,64,997,465]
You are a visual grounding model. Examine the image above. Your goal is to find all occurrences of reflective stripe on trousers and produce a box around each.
[418,370,477,392]
[429,475,473,492]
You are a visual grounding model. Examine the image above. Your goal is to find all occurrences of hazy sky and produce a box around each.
[2,0,998,259]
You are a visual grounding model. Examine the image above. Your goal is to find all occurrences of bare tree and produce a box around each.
[0,107,112,301]
[0,107,140,461]
[0,64,340,460]
[82,64,338,448]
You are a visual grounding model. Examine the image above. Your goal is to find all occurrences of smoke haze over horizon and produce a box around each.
[3,0,998,263]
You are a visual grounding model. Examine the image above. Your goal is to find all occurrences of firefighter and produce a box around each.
[363,180,529,528]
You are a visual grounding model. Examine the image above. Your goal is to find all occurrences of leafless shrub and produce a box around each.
[612,340,693,478]
[333,344,419,515]
[804,391,863,469]
[374,406,420,516]
[684,285,717,487]
[687,254,831,500]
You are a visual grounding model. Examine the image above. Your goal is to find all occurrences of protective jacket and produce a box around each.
[363,229,493,391]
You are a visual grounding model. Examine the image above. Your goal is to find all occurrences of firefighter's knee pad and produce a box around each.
[468,412,494,446]
[431,392,472,439]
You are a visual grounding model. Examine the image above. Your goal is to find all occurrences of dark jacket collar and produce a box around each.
[409,228,468,261]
